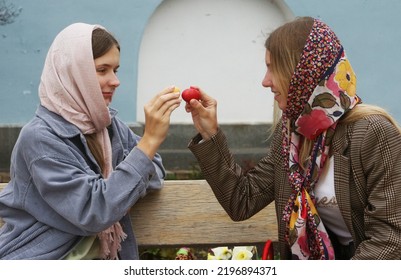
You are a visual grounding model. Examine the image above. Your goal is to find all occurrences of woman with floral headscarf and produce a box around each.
[0,23,181,259]
[186,16,401,259]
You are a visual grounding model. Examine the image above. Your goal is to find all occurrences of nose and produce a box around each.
[110,72,120,88]
[262,70,273,88]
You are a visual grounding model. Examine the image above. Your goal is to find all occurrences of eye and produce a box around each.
[96,67,106,73]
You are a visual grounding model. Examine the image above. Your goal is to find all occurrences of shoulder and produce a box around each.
[346,113,401,163]
[343,104,400,134]
[16,116,77,163]
[18,116,61,147]
[351,114,400,142]
[338,104,399,141]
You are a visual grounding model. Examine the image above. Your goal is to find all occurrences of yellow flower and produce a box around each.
[209,247,232,260]
[334,60,356,96]
[207,253,219,260]
[232,246,253,260]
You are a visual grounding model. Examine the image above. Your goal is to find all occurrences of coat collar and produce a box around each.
[35,105,118,139]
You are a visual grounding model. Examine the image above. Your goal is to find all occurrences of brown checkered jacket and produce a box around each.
[188,114,401,259]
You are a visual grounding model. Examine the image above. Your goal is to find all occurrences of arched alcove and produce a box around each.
[137,0,294,124]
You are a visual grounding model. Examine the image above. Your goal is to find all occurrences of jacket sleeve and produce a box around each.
[350,115,401,259]
[188,125,282,221]
[28,144,158,234]
[125,125,165,191]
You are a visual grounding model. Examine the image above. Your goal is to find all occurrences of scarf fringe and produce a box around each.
[97,222,128,260]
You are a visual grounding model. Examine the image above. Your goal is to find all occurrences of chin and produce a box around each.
[103,99,112,106]
[276,102,286,111]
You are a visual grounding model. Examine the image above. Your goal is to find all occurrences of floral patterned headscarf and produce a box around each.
[281,19,360,259]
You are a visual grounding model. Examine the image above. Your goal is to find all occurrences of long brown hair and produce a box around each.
[85,27,119,175]
[92,27,120,59]
[265,17,313,129]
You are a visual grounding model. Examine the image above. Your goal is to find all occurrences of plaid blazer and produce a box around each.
[188,114,401,259]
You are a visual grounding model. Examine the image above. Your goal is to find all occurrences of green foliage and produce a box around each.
[139,247,178,260]
[165,164,204,180]
[139,247,208,260]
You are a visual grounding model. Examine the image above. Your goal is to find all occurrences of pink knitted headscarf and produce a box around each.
[39,23,126,259]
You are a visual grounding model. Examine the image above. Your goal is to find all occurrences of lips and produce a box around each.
[102,92,114,106]
[272,91,280,100]
[102,92,113,98]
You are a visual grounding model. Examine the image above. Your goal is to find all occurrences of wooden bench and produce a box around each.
[0,180,277,257]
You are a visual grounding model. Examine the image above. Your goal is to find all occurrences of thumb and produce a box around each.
[189,99,204,111]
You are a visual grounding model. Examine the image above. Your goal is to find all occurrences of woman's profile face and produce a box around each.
[262,50,287,111]
[94,45,120,106]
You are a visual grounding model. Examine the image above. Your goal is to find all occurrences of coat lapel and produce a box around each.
[331,123,356,239]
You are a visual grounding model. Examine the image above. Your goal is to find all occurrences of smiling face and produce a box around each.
[94,45,120,106]
[262,50,287,111]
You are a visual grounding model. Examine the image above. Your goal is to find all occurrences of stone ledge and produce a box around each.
[0,123,273,175]
[0,172,10,183]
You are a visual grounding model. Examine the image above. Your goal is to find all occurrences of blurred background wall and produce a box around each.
[1,0,400,175]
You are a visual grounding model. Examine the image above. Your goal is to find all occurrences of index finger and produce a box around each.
[191,86,210,102]
[148,86,179,104]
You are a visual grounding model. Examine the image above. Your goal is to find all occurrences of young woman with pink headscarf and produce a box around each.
[186,17,401,260]
[0,23,181,259]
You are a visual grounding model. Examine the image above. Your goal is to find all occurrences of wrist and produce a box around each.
[137,135,161,159]
[200,128,218,141]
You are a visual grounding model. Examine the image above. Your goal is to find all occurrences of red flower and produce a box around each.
[296,110,333,140]
[298,234,311,256]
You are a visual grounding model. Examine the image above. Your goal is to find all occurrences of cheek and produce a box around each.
[279,100,287,110]
[96,75,106,90]
[279,95,288,110]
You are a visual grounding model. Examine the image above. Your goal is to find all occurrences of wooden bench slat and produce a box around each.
[132,180,277,247]
[0,180,277,247]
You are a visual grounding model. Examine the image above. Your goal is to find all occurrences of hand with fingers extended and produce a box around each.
[137,86,181,159]
[184,86,219,140]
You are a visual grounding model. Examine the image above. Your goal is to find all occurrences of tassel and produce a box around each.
[97,222,127,260]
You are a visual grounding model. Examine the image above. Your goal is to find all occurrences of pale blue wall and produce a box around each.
[0,0,163,125]
[1,0,400,125]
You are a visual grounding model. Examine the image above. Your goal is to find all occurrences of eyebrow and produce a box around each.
[96,63,120,69]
